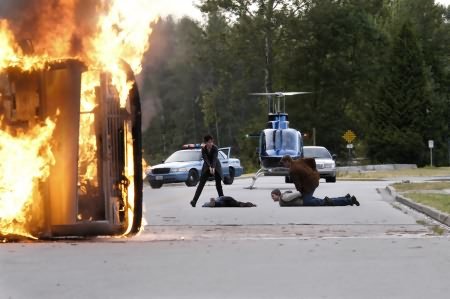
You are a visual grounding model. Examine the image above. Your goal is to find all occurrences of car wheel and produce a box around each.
[149,180,163,189]
[185,169,199,187]
[223,168,235,185]
[326,176,336,183]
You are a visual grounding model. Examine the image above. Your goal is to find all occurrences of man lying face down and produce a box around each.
[270,188,359,207]
[202,196,257,207]
[270,189,304,206]
[278,154,360,207]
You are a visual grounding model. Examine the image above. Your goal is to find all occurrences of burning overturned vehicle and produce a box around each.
[0,59,143,239]
[0,0,156,240]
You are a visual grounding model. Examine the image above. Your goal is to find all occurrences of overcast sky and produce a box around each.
[153,0,450,20]
[151,0,202,20]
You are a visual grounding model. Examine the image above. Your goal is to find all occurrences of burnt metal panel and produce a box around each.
[40,61,84,227]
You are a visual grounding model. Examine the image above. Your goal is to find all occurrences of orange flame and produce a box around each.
[78,71,100,186]
[0,118,56,238]
[89,0,155,106]
[0,20,20,69]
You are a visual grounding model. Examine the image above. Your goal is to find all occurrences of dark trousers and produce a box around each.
[192,171,223,204]
[217,196,241,207]
[303,192,353,206]
[302,192,324,206]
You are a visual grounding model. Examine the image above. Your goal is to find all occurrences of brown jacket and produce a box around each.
[289,158,320,194]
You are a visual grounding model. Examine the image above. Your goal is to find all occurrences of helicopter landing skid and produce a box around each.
[244,168,266,189]
[245,167,289,189]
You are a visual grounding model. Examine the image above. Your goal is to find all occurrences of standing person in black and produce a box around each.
[190,135,224,207]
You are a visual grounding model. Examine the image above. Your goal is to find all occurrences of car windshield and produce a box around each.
[303,147,332,159]
[165,150,201,162]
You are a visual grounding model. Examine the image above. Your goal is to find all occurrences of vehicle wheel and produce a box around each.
[185,169,199,187]
[285,176,293,183]
[326,176,336,183]
[149,180,163,189]
[223,168,235,185]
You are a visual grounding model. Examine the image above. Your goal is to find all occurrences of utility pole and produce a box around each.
[428,140,434,167]
[215,109,220,147]
[313,127,316,146]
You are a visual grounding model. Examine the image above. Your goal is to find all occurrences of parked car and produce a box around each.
[303,146,336,183]
[145,145,244,189]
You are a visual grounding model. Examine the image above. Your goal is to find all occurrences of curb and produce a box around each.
[387,186,450,227]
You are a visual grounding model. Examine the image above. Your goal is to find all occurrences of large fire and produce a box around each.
[0,118,56,239]
[0,0,156,239]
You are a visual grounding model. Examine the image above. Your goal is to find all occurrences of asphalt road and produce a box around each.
[1,176,450,299]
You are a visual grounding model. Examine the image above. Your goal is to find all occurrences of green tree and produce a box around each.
[376,0,450,165]
[367,22,432,164]
[282,0,388,157]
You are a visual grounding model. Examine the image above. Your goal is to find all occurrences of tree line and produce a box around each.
[139,0,450,171]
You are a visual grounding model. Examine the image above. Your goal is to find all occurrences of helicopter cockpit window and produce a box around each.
[263,129,300,154]
[281,130,299,151]
[264,129,277,151]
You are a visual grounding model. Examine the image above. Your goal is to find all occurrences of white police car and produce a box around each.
[145,145,244,189]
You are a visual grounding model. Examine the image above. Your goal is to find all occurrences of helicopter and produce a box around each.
[246,91,310,189]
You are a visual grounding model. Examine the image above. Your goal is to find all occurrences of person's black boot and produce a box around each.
[324,196,334,206]
[351,196,360,206]
[190,200,196,207]
[345,194,353,205]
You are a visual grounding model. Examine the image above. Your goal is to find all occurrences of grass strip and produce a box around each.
[339,167,450,179]
[392,182,450,192]
[404,192,450,215]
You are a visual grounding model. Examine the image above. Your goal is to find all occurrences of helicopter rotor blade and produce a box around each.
[249,91,311,97]
[249,91,312,114]
[249,93,279,96]
[280,91,311,96]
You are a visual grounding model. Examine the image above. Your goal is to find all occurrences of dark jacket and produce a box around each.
[201,144,223,178]
[202,196,256,207]
[289,157,320,194]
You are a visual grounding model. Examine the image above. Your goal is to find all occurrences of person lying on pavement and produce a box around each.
[270,188,360,207]
[202,196,257,207]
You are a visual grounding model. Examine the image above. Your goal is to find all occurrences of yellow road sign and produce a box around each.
[343,130,356,143]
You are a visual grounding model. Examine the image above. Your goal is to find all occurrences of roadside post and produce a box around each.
[342,130,356,164]
[428,140,434,167]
